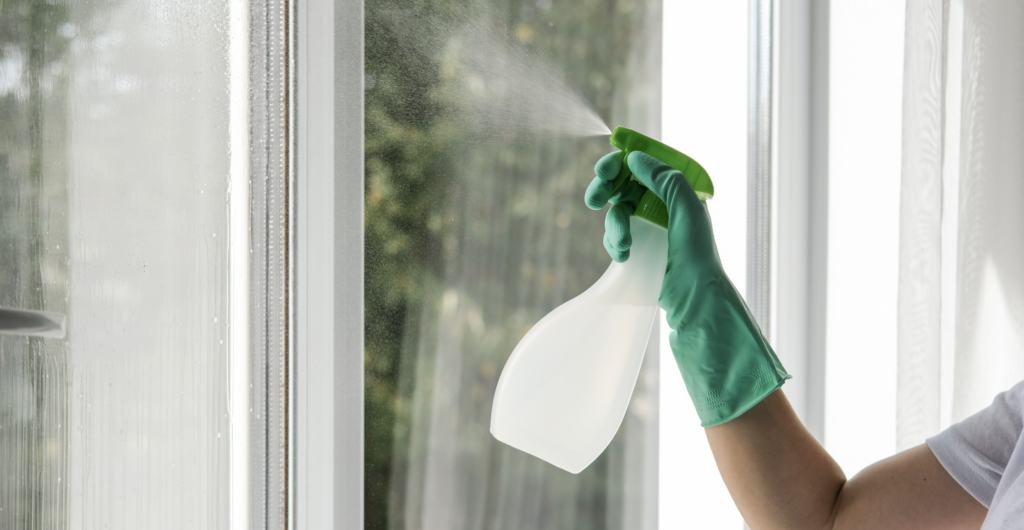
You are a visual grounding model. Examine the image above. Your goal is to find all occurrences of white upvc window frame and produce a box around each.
[772,0,831,441]
[293,0,365,528]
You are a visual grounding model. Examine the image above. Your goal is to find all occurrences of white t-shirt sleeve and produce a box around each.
[926,379,1024,508]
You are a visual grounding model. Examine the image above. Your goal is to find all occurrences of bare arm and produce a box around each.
[705,389,987,530]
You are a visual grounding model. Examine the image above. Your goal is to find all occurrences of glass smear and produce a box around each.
[1,0,232,527]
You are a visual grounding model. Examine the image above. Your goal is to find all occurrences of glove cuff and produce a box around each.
[667,280,791,427]
[688,364,790,427]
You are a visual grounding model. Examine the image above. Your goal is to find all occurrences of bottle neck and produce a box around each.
[633,189,668,229]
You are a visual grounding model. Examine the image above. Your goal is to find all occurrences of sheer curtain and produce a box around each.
[898,0,1024,450]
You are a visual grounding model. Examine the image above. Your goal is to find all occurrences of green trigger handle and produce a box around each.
[608,126,715,229]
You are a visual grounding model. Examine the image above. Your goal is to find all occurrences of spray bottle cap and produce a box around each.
[608,126,714,229]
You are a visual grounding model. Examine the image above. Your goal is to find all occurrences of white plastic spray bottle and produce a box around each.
[489,126,714,473]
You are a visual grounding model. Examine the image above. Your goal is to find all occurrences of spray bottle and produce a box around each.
[489,127,714,473]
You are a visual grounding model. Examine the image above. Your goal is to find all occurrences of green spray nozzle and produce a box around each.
[608,126,714,229]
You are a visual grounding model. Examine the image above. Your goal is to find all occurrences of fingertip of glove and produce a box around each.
[626,151,697,208]
[626,151,661,172]
[585,178,612,210]
[604,245,629,263]
[603,227,631,251]
[604,208,633,250]
[629,151,680,178]
[625,152,664,191]
[595,151,623,181]
[585,193,609,210]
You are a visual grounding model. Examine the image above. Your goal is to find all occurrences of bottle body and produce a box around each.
[490,217,667,473]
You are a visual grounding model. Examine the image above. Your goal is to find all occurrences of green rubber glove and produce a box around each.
[586,150,790,427]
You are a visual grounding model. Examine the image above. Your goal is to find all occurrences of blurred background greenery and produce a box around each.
[0,1,72,529]
[364,0,661,528]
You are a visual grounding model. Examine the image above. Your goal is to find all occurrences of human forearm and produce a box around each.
[705,389,845,530]
[705,390,988,530]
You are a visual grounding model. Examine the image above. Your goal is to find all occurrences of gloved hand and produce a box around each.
[586,150,790,427]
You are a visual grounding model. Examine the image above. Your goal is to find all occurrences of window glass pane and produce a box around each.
[364,1,661,528]
[0,3,71,527]
[1,0,232,527]
[826,0,903,477]
[0,0,70,527]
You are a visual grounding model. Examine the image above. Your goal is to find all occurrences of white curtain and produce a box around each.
[898,0,1024,450]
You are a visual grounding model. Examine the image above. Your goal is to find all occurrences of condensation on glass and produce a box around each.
[1,0,232,528]
[364,1,662,529]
